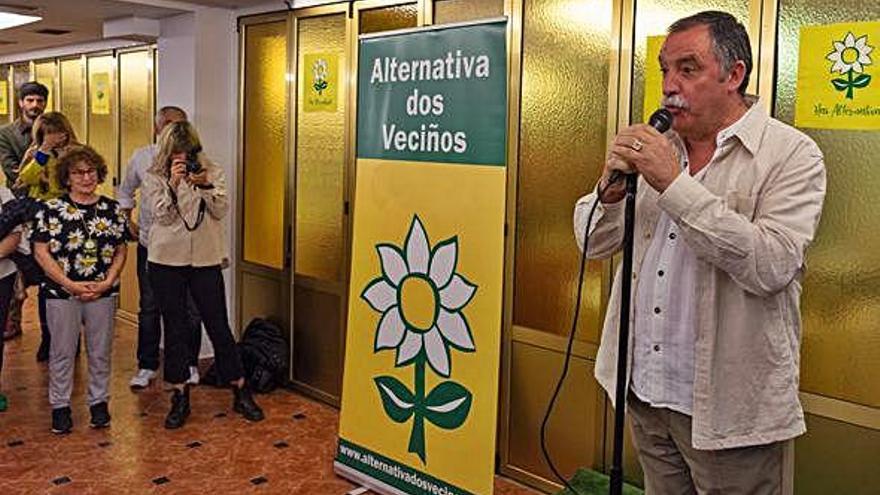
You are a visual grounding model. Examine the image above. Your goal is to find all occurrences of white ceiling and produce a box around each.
[0,0,275,56]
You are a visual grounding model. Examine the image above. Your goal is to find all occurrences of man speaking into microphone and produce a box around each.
[574,11,826,494]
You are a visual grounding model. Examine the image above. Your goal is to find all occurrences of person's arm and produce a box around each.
[0,230,21,258]
[117,151,142,237]
[0,129,19,184]
[658,142,826,297]
[195,164,228,220]
[573,184,626,260]
[143,171,180,226]
[17,153,48,187]
[33,242,92,299]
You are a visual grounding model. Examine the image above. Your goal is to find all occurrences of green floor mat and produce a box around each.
[554,468,644,495]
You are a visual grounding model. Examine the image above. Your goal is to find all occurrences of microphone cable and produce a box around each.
[539,181,613,495]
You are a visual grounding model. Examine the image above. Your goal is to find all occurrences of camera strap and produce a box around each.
[168,185,207,232]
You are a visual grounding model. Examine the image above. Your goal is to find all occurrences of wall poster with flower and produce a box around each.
[303,52,339,112]
[795,20,880,130]
[335,19,508,495]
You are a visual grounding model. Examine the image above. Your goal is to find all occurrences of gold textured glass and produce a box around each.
[119,51,154,179]
[118,50,155,316]
[629,0,752,123]
[514,0,614,342]
[359,4,418,34]
[59,57,86,141]
[86,55,117,197]
[433,0,504,24]
[242,21,288,270]
[295,14,347,280]
[776,0,879,408]
[34,60,56,112]
[11,63,30,120]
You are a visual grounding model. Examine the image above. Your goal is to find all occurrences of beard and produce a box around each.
[23,107,43,120]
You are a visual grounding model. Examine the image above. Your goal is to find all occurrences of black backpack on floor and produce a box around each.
[238,318,290,393]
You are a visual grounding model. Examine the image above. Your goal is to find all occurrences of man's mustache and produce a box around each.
[661,94,689,110]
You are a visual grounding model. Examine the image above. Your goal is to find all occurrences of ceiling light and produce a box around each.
[0,13,42,31]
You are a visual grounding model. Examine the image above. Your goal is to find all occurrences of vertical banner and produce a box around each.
[90,72,111,115]
[303,52,340,112]
[0,80,7,115]
[335,19,507,495]
[796,21,880,130]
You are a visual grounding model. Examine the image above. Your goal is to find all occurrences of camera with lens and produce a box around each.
[185,145,203,174]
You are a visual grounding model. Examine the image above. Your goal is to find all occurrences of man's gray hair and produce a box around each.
[668,11,752,95]
[155,105,188,126]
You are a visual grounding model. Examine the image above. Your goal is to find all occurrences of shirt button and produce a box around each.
[653,344,661,352]
[645,232,652,239]
[669,232,677,240]
[653,307,661,314]
[658,270,665,277]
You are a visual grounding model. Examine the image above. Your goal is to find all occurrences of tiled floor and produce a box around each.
[0,290,539,494]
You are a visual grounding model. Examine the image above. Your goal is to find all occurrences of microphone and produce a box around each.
[607,108,674,185]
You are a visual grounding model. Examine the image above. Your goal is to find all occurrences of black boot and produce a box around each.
[164,386,190,429]
[233,385,264,422]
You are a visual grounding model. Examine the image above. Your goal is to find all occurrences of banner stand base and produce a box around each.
[335,461,409,495]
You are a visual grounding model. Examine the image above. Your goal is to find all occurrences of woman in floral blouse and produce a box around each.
[32,145,129,434]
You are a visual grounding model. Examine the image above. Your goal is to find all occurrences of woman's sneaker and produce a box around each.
[186,366,200,385]
[130,369,157,389]
[89,402,111,428]
[51,407,73,434]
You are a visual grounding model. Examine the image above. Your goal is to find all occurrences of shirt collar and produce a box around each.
[715,95,766,155]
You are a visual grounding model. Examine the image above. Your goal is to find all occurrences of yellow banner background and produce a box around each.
[643,35,666,123]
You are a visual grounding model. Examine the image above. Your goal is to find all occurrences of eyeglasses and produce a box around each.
[70,168,98,178]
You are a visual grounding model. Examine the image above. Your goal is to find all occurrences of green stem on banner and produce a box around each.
[408,354,427,463]
[846,70,854,99]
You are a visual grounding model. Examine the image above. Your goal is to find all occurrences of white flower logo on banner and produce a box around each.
[826,32,873,99]
[361,215,477,463]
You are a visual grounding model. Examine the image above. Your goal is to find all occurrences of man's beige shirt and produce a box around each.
[574,100,826,450]
[143,160,228,267]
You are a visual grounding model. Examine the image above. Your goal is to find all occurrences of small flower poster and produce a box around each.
[795,20,880,130]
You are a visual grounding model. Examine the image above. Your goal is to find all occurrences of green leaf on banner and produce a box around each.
[374,376,415,423]
[831,78,850,90]
[424,381,472,429]
[852,74,872,88]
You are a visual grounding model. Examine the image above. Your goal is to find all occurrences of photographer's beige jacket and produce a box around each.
[574,103,826,450]
[143,161,228,267]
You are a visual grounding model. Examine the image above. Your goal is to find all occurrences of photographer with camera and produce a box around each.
[142,121,263,429]
[117,106,202,389]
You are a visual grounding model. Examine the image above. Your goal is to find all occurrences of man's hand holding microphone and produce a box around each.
[599,108,678,203]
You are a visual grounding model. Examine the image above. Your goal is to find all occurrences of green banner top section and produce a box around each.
[357,20,508,166]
